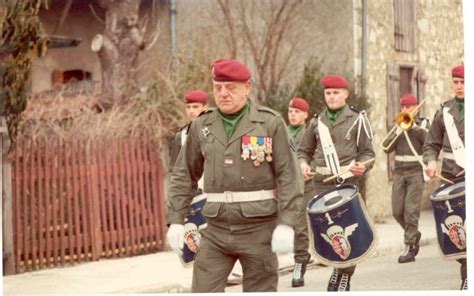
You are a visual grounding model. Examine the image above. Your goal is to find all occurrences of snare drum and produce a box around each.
[430,177,466,260]
[181,194,207,266]
[307,184,377,268]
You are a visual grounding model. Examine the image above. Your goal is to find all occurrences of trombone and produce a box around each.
[380,99,426,152]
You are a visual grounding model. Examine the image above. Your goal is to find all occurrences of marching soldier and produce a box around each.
[287,97,315,288]
[166,58,304,292]
[298,74,375,291]
[423,64,466,290]
[382,93,429,263]
[169,89,209,172]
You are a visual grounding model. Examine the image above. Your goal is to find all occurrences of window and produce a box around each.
[394,0,416,52]
[51,69,92,86]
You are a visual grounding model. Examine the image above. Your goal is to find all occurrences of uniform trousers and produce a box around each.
[391,168,424,245]
[293,180,316,263]
[192,206,278,292]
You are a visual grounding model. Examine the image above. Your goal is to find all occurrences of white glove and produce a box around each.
[167,224,185,255]
[271,224,294,255]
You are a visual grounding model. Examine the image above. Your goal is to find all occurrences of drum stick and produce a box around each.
[455,170,465,177]
[307,171,317,176]
[322,158,376,183]
[435,173,455,184]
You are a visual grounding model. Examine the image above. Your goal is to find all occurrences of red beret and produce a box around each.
[289,97,309,112]
[320,74,349,89]
[400,93,417,106]
[212,59,251,82]
[184,90,208,104]
[452,65,464,78]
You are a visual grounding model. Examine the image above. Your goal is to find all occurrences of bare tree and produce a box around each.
[216,0,304,105]
[91,0,160,110]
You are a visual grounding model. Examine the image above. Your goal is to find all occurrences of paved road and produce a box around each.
[226,244,461,292]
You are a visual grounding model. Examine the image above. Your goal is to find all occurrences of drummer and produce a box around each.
[298,74,375,291]
[423,64,466,290]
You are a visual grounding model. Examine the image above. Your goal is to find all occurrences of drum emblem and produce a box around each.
[441,215,466,250]
[184,223,201,253]
[321,224,358,260]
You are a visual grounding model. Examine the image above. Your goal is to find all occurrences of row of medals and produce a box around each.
[241,145,272,166]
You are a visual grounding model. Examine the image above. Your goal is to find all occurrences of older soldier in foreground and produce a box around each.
[287,97,315,288]
[298,74,375,291]
[166,58,304,292]
[423,64,466,290]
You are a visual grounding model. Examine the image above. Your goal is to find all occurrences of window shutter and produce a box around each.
[394,0,415,52]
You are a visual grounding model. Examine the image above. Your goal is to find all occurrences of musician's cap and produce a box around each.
[289,97,309,112]
[184,90,208,104]
[452,64,464,78]
[320,74,349,89]
[212,59,251,82]
[400,93,417,106]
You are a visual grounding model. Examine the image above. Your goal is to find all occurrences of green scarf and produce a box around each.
[455,97,464,119]
[326,105,345,126]
[217,102,250,139]
[288,125,304,140]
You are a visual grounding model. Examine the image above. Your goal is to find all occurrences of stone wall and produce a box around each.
[362,0,463,221]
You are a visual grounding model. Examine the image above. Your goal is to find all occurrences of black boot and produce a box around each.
[398,245,416,263]
[291,260,308,287]
[337,272,351,291]
[414,231,422,256]
[461,278,468,290]
[327,268,340,291]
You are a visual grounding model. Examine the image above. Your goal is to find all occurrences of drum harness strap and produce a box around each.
[443,107,465,169]
[317,111,373,183]
[402,130,430,182]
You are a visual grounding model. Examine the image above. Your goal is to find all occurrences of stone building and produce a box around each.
[174,0,464,220]
[30,0,464,220]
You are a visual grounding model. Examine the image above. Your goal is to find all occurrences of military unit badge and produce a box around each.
[241,135,272,166]
[321,223,358,260]
[441,214,466,250]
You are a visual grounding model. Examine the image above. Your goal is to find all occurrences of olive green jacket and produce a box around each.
[297,105,375,182]
[383,117,430,172]
[423,98,464,177]
[167,100,304,228]
[169,127,186,172]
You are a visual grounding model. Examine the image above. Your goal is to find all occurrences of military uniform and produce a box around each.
[290,124,315,286]
[383,115,429,262]
[169,126,187,172]
[298,104,375,291]
[168,100,304,292]
[423,97,466,288]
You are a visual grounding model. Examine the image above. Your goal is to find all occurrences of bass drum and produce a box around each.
[307,184,377,268]
[430,177,466,260]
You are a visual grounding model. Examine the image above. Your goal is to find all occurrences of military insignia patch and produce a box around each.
[321,224,358,260]
[441,215,466,250]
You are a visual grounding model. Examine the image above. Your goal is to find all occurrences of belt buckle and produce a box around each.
[224,191,233,203]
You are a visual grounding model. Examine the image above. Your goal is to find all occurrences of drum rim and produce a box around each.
[430,178,465,201]
[307,184,358,214]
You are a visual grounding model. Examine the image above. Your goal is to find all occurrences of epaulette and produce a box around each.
[256,105,280,116]
[349,105,360,113]
[198,107,215,117]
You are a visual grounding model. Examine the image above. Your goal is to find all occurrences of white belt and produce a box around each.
[205,190,275,203]
[394,155,422,162]
[443,152,455,160]
[315,164,351,176]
